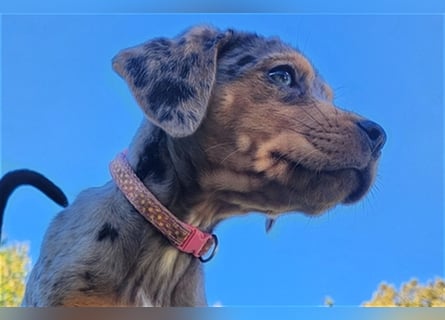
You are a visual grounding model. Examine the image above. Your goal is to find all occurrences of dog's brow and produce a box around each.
[291,54,316,81]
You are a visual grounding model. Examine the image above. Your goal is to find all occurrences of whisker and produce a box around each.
[286,149,319,173]
[309,101,333,128]
[286,127,310,137]
[220,148,242,165]
[286,184,300,209]
[299,105,325,128]
[204,142,233,153]
[274,113,317,132]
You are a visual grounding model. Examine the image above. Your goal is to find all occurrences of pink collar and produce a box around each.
[109,152,218,262]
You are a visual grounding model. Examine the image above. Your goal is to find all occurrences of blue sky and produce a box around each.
[0,1,445,13]
[1,13,443,309]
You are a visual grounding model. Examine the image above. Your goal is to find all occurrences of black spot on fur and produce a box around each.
[51,275,74,293]
[188,112,198,124]
[180,64,190,78]
[97,223,119,243]
[158,109,174,122]
[176,111,185,125]
[179,53,199,78]
[83,271,93,281]
[51,280,64,292]
[218,34,255,59]
[237,55,256,67]
[224,67,239,78]
[204,39,216,51]
[136,129,167,183]
[206,30,231,53]
[188,53,199,65]
[177,37,186,46]
[144,38,172,56]
[79,271,97,292]
[147,79,196,111]
[126,56,149,88]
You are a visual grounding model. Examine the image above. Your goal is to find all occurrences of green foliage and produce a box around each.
[324,296,334,307]
[0,243,30,306]
[363,278,445,307]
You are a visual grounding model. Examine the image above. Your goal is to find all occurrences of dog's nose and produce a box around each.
[357,120,387,152]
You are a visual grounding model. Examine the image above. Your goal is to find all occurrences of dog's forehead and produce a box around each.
[216,30,316,81]
[219,31,297,61]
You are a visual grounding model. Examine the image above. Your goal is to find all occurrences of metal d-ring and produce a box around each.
[199,234,218,263]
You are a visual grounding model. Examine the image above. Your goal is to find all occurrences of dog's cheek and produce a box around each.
[262,161,291,181]
[253,134,316,171]
[236,134,252,152]
[199,168,264,193]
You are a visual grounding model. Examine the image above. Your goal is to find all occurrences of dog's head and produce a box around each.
[113,26,386,225]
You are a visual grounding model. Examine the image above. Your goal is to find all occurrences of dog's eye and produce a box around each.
[268,65,295,87]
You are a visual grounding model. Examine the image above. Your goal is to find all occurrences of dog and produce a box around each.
[1,25,386,306]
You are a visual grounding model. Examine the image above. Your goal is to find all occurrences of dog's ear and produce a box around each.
[112,26,231,137]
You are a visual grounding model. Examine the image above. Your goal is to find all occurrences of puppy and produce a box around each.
[3,26,385,306]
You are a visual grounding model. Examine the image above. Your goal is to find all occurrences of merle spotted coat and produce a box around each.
[16,26,386,306]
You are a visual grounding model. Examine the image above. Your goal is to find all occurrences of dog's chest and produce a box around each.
[134,290,154,307]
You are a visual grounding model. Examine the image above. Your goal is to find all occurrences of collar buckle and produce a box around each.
[178,228,218,262]
[199,234,218,263]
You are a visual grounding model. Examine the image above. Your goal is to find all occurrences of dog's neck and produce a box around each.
[126,120,234,230]
[117,120,219,306]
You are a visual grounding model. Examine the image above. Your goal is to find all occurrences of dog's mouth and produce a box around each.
[271,151,377,205]
[341,167,373,203]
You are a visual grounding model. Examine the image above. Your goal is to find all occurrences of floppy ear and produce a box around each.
[112,26,230,137]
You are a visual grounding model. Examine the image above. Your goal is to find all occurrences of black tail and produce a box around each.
[0,169,69,241]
